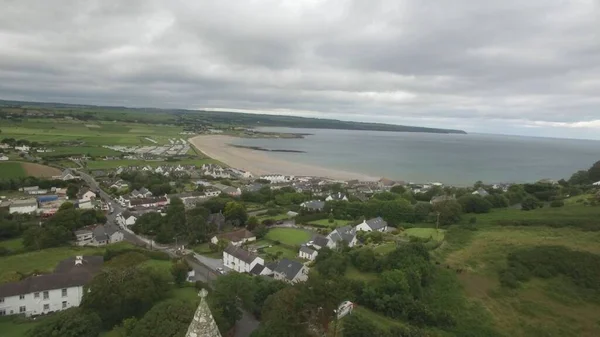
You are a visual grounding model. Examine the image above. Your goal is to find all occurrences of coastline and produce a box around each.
[189,135,378,181]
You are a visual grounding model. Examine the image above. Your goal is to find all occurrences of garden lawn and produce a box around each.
[264,228,311,246]
[403,228,445,242]
[308,218,354,228]
[0,316,41,337]
[257,213,289,222]
[260,245,298,261]
[192,242,222,259]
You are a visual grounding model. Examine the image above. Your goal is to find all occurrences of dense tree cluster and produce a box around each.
[81,266,170,328]
[499,246,600,294]
[0,176,70,191]
[27,308,102,337]
[132,198,217,244]
[129,299,196,337]
[22,207,106,250]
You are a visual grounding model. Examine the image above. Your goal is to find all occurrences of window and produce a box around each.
[61,288,67,297]
[62,301,67,309]
[0,309,5,316]
[43,304,49,310]
[43,291,49,299]
[34,292,40,298]
[19,306,26,313]
[19,295,25,300]
[0,297,4,303]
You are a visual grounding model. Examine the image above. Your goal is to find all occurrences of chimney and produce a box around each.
[75,256,83,265]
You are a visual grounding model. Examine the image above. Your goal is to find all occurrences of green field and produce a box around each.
[307,218,354,228]
[0,162,26,178]
[0,317,42,337]
[436,201,600,337]
[264,228,311,246]
[403,228,446,242]
[261,245,298,260]
[0,238,24,252]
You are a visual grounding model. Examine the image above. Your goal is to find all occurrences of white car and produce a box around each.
[216,267,225,274]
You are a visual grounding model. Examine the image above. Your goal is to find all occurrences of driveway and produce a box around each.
[193,253,225,271]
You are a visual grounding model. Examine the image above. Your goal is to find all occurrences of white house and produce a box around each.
[77,199,94,210]
[74,225,123,246]
[204,189,221,198]
[116,212,137,227]
[260,174,294,183]
[326,193,348,202]
[109,180,129,190]
[298,246,318,261]
[53,169,77,181]
[14,145,30,152]
[310,235,335,250]
[211,229,256,247]
[327,226,357,248]
[272,258,309,283]
[9,199,38,214]
[0,156,8,161]
[223,244,264,273]
[80,190,96,201]
[355,217,388,233]
[0,256,103,317]
[472,188,490,197]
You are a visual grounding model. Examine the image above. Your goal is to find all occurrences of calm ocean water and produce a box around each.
[231,128,600,185]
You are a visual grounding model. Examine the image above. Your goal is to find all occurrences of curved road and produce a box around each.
[77,170,260,337]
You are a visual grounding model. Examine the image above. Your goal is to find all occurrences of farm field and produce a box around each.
[0,161,61,178]
[0,162,26,178]
[264,228,311,246]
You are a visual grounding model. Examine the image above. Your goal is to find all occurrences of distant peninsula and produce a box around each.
[0,99,467,135]
[228,144,306,153]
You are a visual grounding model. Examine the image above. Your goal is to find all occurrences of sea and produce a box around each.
[230,127,600,186]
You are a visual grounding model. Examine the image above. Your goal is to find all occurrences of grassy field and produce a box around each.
[404,228,446,242]
[260,245,298,260]
[0,238,24,252]
[435,202,600,337]
[256,213,290,222]
[264,228,311,246]
[0,242,133,284]
[0,162,26,178]
[192,242,222,258]
[307,218,354,228]
[0,317,42,337]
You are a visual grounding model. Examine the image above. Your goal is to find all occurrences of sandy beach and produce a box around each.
[189,135,377,181]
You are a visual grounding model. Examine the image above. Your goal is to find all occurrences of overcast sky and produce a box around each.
[1,1,600,140]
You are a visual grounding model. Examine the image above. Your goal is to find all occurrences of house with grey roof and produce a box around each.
[472,188,490,197]
[74,225,123,246]
[300,200,325,212]
[326,193,348,202]
[311,235,334,250]
[272,258,309,283]
[327,225,357,248]
[298,246,318,261]
[0,256,103,317]
[355,217,388,233]
[223,244,264,274]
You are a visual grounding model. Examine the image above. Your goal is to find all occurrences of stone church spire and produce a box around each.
[185,289,222,337]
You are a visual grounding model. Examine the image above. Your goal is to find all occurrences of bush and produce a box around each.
[550,200,565,208]
[521,196,541,211]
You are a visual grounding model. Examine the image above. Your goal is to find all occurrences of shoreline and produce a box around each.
[189,135,378,181]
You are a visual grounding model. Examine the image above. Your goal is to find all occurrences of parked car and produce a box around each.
[216,267,225,274]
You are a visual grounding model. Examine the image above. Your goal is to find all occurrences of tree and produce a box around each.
[390,185,407,194]
[210,273,258,332]
[569,170,591,185]
[314,248,348,277]
[66,184,79,200]
[81,267,169,328]
[171,259,191,287]
[246,216,260,231]
[22,225,72,251]
[130,299,196,337]
[27,308,102,337]
[342,312,382,337]
[458,195,493,214]
[589,160,600,182]
[185,206,214,244]
[521,197,541,211]
[253,224,268,239]
[328,213,335,224]
[224,201,248,225]
[432,200,462,226]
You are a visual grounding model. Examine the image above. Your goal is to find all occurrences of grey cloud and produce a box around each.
[0,0,599,137]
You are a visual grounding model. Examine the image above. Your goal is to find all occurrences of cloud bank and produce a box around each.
[1,0,599,139]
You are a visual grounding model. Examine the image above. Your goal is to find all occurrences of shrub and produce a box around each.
[550,200,565,208]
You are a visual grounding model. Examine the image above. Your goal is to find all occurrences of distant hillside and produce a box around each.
[0,99,467,134]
